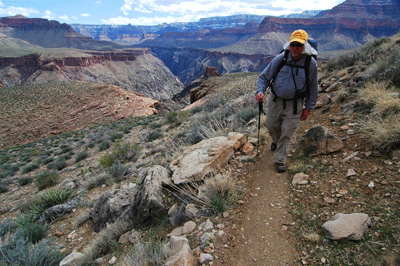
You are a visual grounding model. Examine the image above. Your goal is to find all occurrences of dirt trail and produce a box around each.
[213,146,299,265]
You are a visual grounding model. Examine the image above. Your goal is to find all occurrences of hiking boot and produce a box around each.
[275,162,287,173]
[270,143,277,151]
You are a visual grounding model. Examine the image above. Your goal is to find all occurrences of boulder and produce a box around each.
[322,213,371,240]
[302,125,344,156]
[121,165,170,226]
[170,133,244,184]
[59,252,85,266]
[91,189,135,232]
[91,165,169,232]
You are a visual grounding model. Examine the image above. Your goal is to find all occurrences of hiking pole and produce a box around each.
[257,101,266,156]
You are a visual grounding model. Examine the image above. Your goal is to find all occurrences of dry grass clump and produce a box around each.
[358,81,400,150]
[203,174,242,214]
[358,81,388,105]
[123,239,170,266]
[82,220,130,261]
[359,114,400,151]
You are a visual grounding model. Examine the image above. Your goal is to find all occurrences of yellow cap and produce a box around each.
[290,29,308,44]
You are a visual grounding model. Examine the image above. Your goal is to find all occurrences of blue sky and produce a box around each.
[0,0,345,25]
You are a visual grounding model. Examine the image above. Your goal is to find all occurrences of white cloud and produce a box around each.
[102,15,179,25]
[94,1,102,4]
[81,13,91,17]
[43,10,56,20]
[73,16,78,19]
[59,15,69,21]
[0,1,3,7]
[121,4,132,15]
[0,6,39,17]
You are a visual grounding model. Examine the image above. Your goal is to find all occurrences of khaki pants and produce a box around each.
[265,96,303,164]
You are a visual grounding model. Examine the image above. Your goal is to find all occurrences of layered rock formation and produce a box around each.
[0,15,125,50]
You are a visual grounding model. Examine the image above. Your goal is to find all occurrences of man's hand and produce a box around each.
[256,92,264,102]
[300,109,310,121]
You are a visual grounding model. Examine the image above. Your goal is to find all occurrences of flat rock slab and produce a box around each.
[170,133,245,185]
[322,213,371,240]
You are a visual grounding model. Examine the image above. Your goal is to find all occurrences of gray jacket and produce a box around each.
[256,51,318,110]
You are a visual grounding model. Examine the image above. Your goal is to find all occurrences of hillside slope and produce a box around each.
[0,82,158,149]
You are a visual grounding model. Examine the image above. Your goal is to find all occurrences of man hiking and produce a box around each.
[255,29,319,172]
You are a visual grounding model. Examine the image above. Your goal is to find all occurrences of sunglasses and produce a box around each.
[290,42,303,48]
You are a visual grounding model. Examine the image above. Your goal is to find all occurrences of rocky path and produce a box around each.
[213,146,299,265]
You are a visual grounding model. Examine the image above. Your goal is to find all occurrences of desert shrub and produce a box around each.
[108,163,131,182]
[0,237,63,266]
[58,145,73,155]
[35,171,59,191]
[98,140,111,151]
[113,141,139,162]
[14,221,47,244]
[149,121,163,129]
[75,151,89,163]
[18,177,33,186]
[110,131,124,142]
[1,163,20,177]
[0,218,17,238]
[99,153,116,168]
[203,98,222,112]
[236,106,257,124]
[124,239,170,266]
[85,142,95,149]
[190,106,203,114]
[21,163,39,174]
[47,158,68,171]
[0,184,8,194]
[325,52,364,72]
[41,157,54,165]
[146,131,163,142]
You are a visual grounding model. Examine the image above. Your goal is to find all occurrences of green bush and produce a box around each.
[236,106,257,123]
[0,218,17,238]
[113,141,139,162]
[21,163,39,174]
[14,222,47,244]
[110,132,124,142]
[146,131,163,142]
[0,184,8,194]
[41,157,54,165]
[99,140,111,151]
[18,177,33,186]
[0,237,63,266]
[35,171,58,191]
[99,153,116,168]
[47,158,68,171]
[108,163,131,181]
[75,151,89,163]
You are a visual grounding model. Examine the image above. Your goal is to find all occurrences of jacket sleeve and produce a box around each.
[256,53,284,95]
[304,57,319,110]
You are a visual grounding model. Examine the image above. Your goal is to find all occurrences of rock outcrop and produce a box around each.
[91,165,170,232]
[170,132,248,184]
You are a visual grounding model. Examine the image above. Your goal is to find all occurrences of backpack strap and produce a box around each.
[270,50,289,102]
[292,54,312,114]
